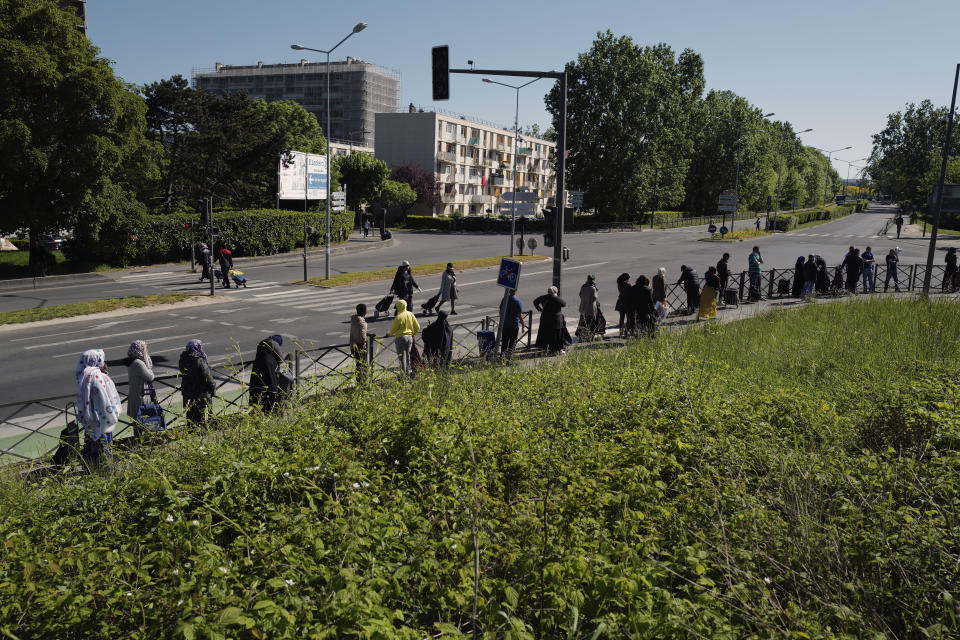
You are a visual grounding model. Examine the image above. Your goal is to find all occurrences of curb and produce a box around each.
[0,238,393,292]
[0,295,237,333]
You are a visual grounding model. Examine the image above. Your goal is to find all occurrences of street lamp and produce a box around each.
[813,146,851,204]
[291,21,367,281]
[835,157,868,197]
[771,127,812,228]
[711,111,774,231]
[482,77,542,257]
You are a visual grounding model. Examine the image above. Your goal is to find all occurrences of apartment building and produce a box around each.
[329,139,374,160]
[191,58,400,148]
[375,111,556,216]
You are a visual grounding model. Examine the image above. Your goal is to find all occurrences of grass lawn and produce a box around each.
[3,299,960,637]
[302,254,548,287]
[0,292,192,325]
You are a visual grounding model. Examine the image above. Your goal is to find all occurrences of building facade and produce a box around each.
[375,111,556,217]
[58,0,87,36]
[191,58,400,149]
[329,139,374,160]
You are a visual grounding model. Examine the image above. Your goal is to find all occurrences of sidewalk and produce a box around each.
[0,233,393,292]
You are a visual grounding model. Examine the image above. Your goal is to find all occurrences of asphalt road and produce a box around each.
[2,203,953,404]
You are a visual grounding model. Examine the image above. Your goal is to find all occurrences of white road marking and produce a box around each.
[119,271,176,280]
[252,288,310,299]
[24,325,175,350]
[213,307,249,314]
[238,325,254,330]
[10,320,139,342]
[51,332,199,358]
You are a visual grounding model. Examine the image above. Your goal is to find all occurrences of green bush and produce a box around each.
[129,209,354,265]
[3,300,960,638]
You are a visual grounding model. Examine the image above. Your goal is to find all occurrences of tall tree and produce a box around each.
[0,0,156,263]
[390,162,439,215]
[379,179,416,213]
[545,31,705,219]
[334,152,389,214]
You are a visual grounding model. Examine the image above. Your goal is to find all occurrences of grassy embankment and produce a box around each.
[0,293,191,325]
[303,254,548,287]
[2,299,960,638]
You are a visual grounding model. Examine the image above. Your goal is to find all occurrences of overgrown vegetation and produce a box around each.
[2,299,959,638]
[304,254,547,287]
[0,292,191,325]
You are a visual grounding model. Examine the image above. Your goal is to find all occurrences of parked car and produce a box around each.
[40,234,64,251]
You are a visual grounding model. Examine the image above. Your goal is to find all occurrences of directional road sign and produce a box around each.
[331,189,346,212]
[717,192,738,213]
[497,258,522,289]
[501,203,538,216]
[565,190,584,208]
[501,191,538,203]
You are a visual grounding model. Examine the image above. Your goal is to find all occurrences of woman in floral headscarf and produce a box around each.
[75,349,121,458]
[179,339,215,425]
[125,340,155,422]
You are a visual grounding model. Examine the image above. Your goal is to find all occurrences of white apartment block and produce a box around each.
[375,111,556,216]
[329,139,375,159]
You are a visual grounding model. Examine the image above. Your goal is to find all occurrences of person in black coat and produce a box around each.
[631,275,656,336]
[791,256,805,298]
[842,248,863,293]
[716,253,730,297]
[614,273,631,335]
[198,244,211,282]
[422,310,454,367]
[944,247,958,291]
[533,286,569,354]
[250,335,284,412]
[179,339,215,425]
[814,255,829,293]
[217,248,233,289]
[389,260,421,310]
[677,265,700,313]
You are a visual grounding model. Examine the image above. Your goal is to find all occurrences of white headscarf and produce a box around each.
[75,349,121,440]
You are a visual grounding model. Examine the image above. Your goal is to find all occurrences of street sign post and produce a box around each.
[708,223,717,234]
[719,225,728,238]
[495,257,523,357]
[527,238,537,251]
[565,190,584,208]
[717,193,738,212]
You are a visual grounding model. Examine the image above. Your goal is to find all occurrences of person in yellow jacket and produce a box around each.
[386,299,420,374]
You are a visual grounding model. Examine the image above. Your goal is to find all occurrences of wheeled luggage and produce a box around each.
[723,288,739,306]
[229,269,247,288]
[374,295,394,319]
[421,292,441,314]
[135,385,167,435]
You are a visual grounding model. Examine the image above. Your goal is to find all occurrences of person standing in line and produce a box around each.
[363,218,370,238]
[422,309,454,367]
[861,246,877,293]
[75,349,121,463]
[802,254,819,301]
[944,247,958,292]
[350,304,368,383]
[652,267,667,306]
[389,260,421,311]
[814,254,830,294]
[842,248,863,293]
[198,243,211,282]
[533,286,569,354]
[895,213,904,239]
[179,339,215,425]
[577,275,603,340]
[217,248,233,289]
[499,289,525,361]
[884,248,901,292]
[791,256,806,298]
[614,273,631,336]
[250,335,284,413]
[386,299,420,374]
[631,275,656,336]
[747,246,763,302]
[435,262,458,315]
[677,265,700,314]
[716,253,730,301]
[124,340,155,430]
[699,267,720,319]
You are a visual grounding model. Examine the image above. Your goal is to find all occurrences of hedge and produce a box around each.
[769,204,856,231]
[85,209,355,266]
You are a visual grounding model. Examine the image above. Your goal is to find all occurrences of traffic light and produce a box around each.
[305,226,315,235]
[432,45,449,101]
[562,246,570,262]
[543,231,554,247]
[184,221,192,230]
[198,199,210,227]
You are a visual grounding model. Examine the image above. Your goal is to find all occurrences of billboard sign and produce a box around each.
[278,151,328,200]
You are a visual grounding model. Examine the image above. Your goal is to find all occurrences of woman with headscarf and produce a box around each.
[75,349,121,462]
[576,275,604,341]
[198,243,211,282]
[652,267,667,305]
[615,273,631,336]
[250,335,284,412]
[677,265,700,313]
[389,260,421,311]
[534,286,569,354]
[699,267,720,319]
[435,263,459,315]
[124,340,155,426]
[421,309,454,367]
[179,339,215,425]
[792,256,806,298]
[631,275,656,336]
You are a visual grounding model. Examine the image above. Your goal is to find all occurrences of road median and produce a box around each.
[0,293,230,329]
[300,255,548,288]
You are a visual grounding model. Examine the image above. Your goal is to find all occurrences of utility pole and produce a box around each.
[207,197,214,297]
[922,63,960,297]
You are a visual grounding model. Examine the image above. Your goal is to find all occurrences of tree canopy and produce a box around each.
[333,153,390,213]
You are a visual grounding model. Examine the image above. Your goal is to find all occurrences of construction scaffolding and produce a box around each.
[191,57,401,148]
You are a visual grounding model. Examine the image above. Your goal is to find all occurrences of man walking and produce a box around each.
[716,253,730,302]
[884,248,901,292]
[895,214,904,239]
[861,246,876,293]
[747,246,763,302]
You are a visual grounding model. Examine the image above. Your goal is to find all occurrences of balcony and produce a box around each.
[441,192,458,203]
[470,195,489,204]
[489,175,506,186]
[468,136,480,146]
[518,147,532,156]
[437,151,458,163]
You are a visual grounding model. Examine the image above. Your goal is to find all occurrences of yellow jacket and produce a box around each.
[386,300,421,337]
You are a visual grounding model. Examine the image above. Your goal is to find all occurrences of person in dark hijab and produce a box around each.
[615,273,631,336]
[792,256,806,298]
[179,339,215,425]
[631,275,656,336]
[250,334,284,413]
[677,265,700,314]
[421,309,454,367]
[389,260,421,310]
[534,286,570,354]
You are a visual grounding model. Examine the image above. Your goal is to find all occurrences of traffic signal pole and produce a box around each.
[208,197,214,297]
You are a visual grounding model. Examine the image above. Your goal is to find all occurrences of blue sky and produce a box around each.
[90,0,960,176]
